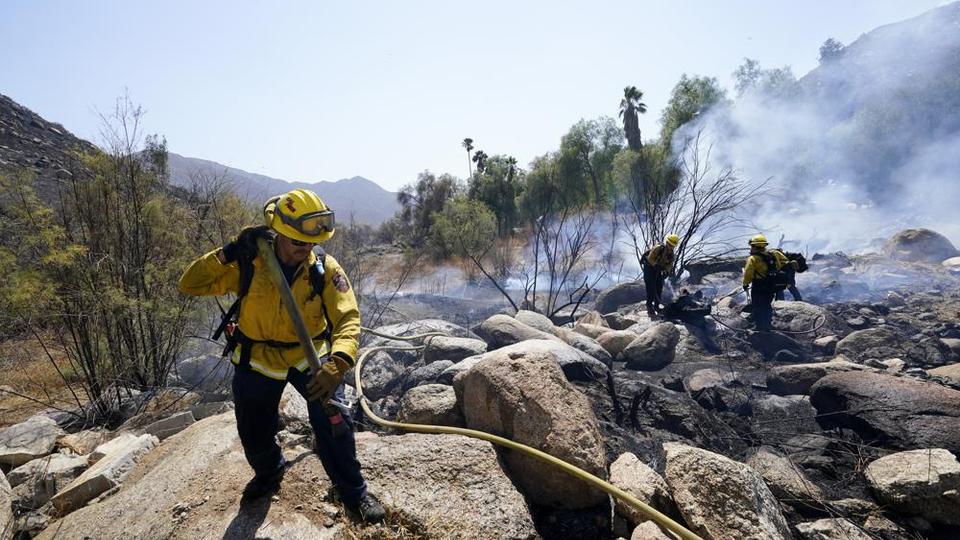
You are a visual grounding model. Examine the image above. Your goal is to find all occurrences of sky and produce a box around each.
[0,0,948,191]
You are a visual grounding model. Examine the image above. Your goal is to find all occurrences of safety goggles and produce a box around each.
[275,206,335,237]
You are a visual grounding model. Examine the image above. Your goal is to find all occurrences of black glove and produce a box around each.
[222,225,273,263]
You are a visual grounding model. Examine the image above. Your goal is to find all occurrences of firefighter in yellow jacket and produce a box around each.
[742,234,796,332]
[642,234,679,316]
[179,189,385,522]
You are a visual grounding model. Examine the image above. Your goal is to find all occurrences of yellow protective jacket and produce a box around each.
[646,244,675,273]
[179,248,360,380]
[742,248,789,287]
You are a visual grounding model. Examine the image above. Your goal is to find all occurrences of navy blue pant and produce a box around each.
[232,365,367,504]
[751,287,775,332]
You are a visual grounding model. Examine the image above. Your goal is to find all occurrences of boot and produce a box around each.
[344,493,386,523]
[241,460,286,500]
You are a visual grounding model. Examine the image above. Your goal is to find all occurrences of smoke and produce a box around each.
[674,2,960,254]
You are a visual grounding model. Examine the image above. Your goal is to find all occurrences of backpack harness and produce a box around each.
[212,246,333,369]
[752,251,791,294]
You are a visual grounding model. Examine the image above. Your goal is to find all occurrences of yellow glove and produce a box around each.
[306,354,352,403]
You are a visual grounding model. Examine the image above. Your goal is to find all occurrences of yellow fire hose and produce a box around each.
[257,238,702,540]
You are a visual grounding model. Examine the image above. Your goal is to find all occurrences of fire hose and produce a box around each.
[256,238,703,540]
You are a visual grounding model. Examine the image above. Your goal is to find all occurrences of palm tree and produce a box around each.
[462,138,474,177]
[472,150,488,174]
[619,86,647,151]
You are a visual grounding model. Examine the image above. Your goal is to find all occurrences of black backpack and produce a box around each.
[754,251,791,293]
[212,246,332,362]
[784,251,808,273]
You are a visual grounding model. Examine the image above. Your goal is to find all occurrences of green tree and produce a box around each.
[472,150,489,174]
[659,74,728,147]
[431,196,496,262]
[818,38,845,63]
[396,171,461,246]
[467,154,522,237]
[462,138,474,177]
[619,86,647,151]
[557,117,624,207]
[733,58,799,100]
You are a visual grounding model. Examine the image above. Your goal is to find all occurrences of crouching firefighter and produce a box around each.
[642,234,679,317]
[178,189,386,522]
[742,234,798,332]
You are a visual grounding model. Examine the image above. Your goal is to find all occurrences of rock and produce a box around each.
[942,256,960,268]
[746,331,806,361]
[6,454,88,509]
[143,411,196,441]
[684,368,742,394]
[57,430,107,455]
[631,521,673,540]
[928,362,960,384]
[746,447,824,507]
[514,309,560,335]
[437,355,486,385]
[603,312,637,330]
[795,518,871,540]
[597,330,640,358]
[941,338,960,359]
[751,395,818,437]
[279,384,311,434]
[836,326,946,366]
[396,384,463,427]
[880,358,906,373]
[663,442,792,540]
[771,301,846,339]
[0,414,65,467]
[402,360,454,391]
[572,322,610,339]
[454,348,607,508]
[475,314,558,350]
[766,358,867,395]
[1,471,12,540]
[609,452,676,527]
[812,336,838,355]
[368,319,478,366]
[558,329,613,366]
[465,339,608,383]
[358,433,538,538]
[810,371,960,454]
[346,350,403,400]
[622,323,680,370]
[884,228,959,263]
[595,280,649,314]
[50,433,158,515]
[864,448,960,525]
[423,336,487,363]
[189,401,233,420]
[174,354,231,394]
[684,369,750,414]
[141,388,202,414]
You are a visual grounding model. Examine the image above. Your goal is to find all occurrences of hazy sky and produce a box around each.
[0,1,947,191]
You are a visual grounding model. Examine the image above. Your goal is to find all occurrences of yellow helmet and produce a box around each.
[749,234,768,247]
[263,189,335,244]
[665,234,680,247]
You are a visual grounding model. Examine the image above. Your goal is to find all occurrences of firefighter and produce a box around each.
[179,189,386,522]
[769,247,803,301]
[642,234,679,316]
[742,234,797,332]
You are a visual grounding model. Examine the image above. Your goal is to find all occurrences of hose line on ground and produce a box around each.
[257,240,701,540]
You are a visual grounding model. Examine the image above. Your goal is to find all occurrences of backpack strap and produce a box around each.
[308,247,333,343]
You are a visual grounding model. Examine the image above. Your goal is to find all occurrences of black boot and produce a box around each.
[241,462,286,500]
[345,493,386,523]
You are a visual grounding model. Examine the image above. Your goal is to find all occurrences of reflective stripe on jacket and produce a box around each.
[179,248,360,380]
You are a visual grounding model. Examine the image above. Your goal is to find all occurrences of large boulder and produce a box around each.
[359,433,538,538]
[810,371,960,454]
[422,336,487,363]
[1,470,12,540]
[597,330,639,358]
[766,358,868,395]
[558,329,613,366]
[8,454,88,509]
[454,348,607,508]
[771,301,846,339]
[622,323,680,370]
[928,362,960,384]
[609,452,676,527]
[751,395,819,437]
[595,280,649,314]
[346,349,404,400]
[56,430,108,456]
[884,228,959,263]
[474,314,558,350]
[0,415,64,467]
[864,448,960,526]
[450,339,608,383]
[746,447,824,507]
[396,384,463,427]
[401,360,454,391]
[367,319,478,365]
[50,433,158,515]
[514,310,560,336]
[835,326,946,366]
[663,442,792,540]
[174,354,231,394]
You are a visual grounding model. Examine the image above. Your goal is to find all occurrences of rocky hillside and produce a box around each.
[166,152,400,226]
[3,228,960,539]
